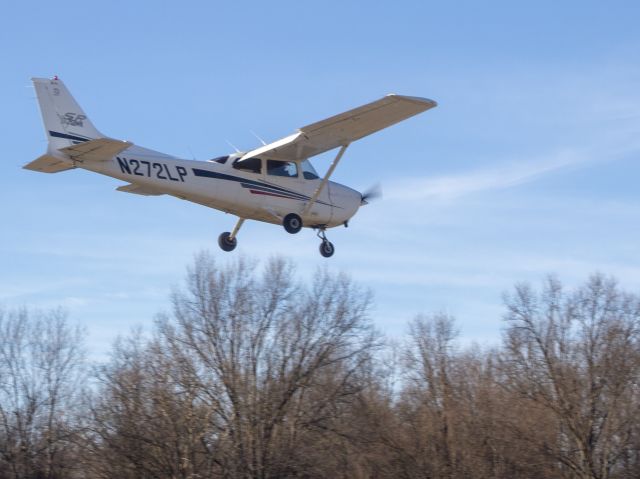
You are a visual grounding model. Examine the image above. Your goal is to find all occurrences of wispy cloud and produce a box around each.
[384,126,640,202]
[385,149,580,201]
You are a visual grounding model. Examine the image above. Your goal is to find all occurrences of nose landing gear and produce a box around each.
[317,229,335,258]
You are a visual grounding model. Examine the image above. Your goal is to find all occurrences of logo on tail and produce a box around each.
[59,112,86,127]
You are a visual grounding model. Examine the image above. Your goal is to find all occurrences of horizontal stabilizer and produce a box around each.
[116,183,165,196]
[23,154,73,173]
[60,138,132,162]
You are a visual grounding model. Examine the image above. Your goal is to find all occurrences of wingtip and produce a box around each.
[387,93,437,108]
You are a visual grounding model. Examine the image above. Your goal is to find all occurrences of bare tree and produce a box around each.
[499,274,640,479]
[392,313,591,479]
[87,253,379,478]
[0,308,85,479]
[391,313,460,479]
[85,330,217,479]
[6,259,639,479]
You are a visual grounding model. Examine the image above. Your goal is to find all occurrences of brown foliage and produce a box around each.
[86,255,379,478]
[2,261,640,479]
[0,308,85,479]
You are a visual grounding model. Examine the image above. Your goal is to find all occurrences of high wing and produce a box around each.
[240,94,436,162]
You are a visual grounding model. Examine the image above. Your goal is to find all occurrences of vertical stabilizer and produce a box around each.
[32,77,103,150]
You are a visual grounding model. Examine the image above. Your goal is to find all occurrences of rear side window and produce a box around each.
[233,157,262,174]
[267,160,298,178]
[211,155,229,164]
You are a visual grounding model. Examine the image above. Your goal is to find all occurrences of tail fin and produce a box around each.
[32,77,103,151]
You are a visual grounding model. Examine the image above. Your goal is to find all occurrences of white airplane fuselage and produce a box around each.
[27,77,436,257]
[80,148,362,228]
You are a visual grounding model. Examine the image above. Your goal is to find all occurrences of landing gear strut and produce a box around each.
[218,218,244,252]
[317,229,335,258]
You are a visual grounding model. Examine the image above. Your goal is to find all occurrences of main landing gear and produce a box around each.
[218,217,244,252]
[283,213,302,234]
[217,216,336,258]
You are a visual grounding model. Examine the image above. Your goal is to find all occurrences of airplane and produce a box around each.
[26,77,436,257]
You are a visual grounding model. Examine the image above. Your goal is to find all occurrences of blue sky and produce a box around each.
[2,1,639,356]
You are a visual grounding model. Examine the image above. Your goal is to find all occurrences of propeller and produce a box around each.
[360,183,382,205]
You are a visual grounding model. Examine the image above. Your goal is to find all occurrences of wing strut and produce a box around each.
[302,143,349,216]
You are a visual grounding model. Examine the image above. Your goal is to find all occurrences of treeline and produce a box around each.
[1,254,640,478]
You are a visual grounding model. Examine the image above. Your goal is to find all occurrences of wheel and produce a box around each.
[319,240,335,258]
[218,232,237,252]
[283,213,303,234]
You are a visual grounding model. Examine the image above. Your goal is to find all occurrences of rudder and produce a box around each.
[32,76,103,151]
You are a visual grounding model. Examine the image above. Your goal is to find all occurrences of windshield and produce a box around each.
[301,159,319,180]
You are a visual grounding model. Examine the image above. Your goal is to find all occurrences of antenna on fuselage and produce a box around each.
[225,139,241,153]
[250,130,267,146]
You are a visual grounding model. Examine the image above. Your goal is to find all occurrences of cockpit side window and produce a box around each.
[267,160,298,178]
[301,159,319,180]
[210,155,229,164]
[233,157,262,174]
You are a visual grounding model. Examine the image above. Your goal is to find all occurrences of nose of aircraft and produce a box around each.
[359,183,383,205]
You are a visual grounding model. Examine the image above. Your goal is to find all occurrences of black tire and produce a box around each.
[283,213,303,234]
[218,232,237,252]
[319,240,335,258]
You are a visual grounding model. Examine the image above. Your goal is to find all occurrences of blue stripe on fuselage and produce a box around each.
[191,168,335,207]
